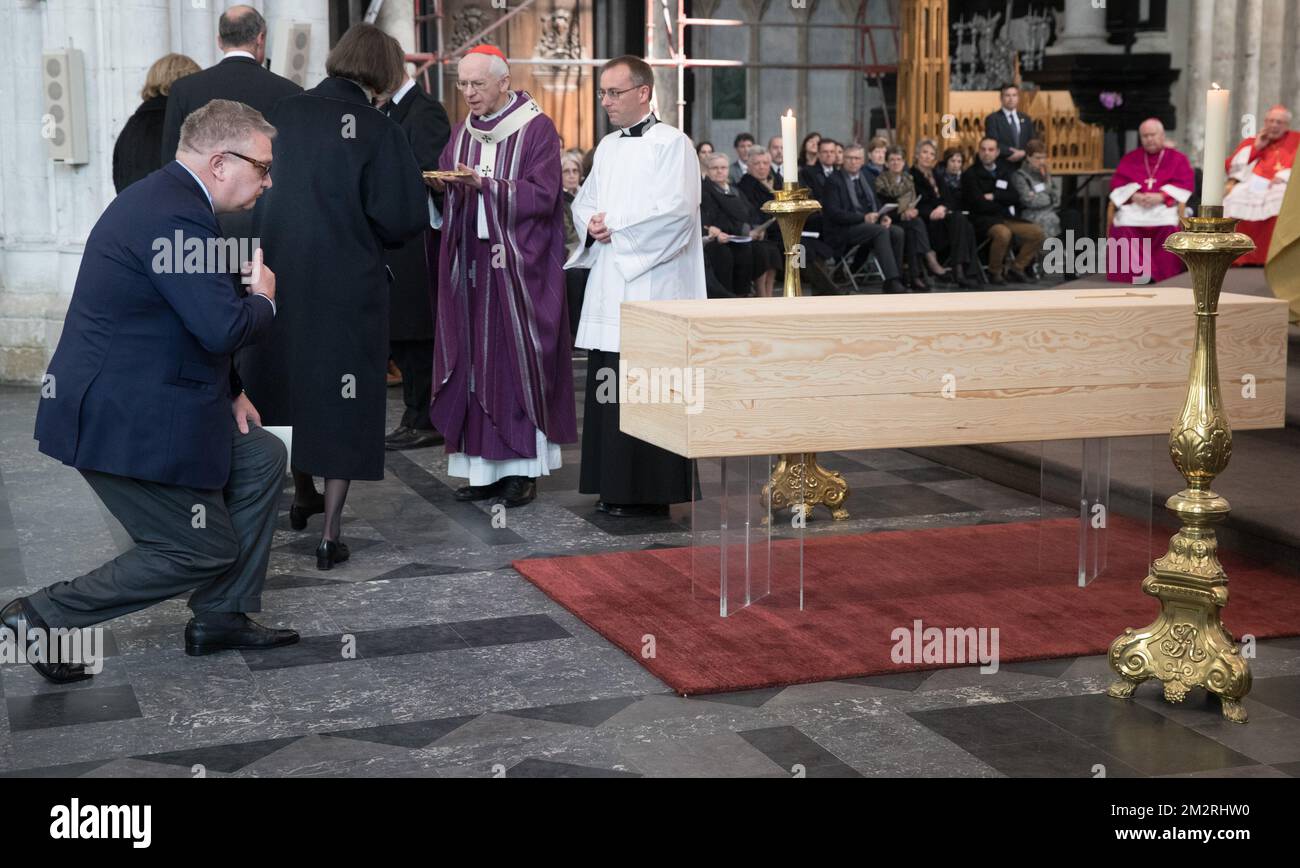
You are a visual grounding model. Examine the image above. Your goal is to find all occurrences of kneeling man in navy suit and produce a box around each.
[3,99,298,682]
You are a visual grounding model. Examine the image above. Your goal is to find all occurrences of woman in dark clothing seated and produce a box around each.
[112,53,201,193]
[909,138,982,289]
[874,145,945,291]
[701,153,781,297]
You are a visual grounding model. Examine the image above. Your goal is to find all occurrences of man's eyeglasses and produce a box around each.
[224,151,271,178]
[596,85,644,101]
[456,79,496,93]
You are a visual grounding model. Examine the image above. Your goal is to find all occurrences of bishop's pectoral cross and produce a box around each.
[1145,178,1156,190]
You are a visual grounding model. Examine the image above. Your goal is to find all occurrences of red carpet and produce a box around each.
[512,518,1300,695]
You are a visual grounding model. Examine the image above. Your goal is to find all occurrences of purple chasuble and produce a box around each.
[430,91,577,460]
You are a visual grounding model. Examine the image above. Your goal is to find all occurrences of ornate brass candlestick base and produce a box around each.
[760,184,850,521]
[1106,206,1254,723]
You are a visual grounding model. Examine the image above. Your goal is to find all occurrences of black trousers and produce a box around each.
[28,423,287,628]
[390,339,435,431]
[565,267,589,340]
[837,221,904,279]
[579,349,693,505]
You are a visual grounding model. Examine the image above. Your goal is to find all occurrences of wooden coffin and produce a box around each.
[617,288,1288,459]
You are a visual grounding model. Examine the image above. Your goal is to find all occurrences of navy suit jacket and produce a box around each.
[984,109,1035,165]
[821,169,883,248]
[34,162,274,490]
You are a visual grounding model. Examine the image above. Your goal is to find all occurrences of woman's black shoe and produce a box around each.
[316,538,350,571]
[289,497,325,531]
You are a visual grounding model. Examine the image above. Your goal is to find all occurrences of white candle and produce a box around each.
[1201,84,1230,208]
[781,109,798,186]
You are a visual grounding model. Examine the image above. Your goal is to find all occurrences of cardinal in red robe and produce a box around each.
[1223,105,1298,266]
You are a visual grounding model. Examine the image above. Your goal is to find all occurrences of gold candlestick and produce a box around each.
[1106,206,1254,723]
[760,183,850,520]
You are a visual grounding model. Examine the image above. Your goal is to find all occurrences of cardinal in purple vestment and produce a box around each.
[427,46,577,509]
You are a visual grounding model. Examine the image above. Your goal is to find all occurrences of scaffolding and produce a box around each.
[405,0,901,145]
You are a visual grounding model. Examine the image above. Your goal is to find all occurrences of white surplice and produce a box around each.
[565,119,707,352]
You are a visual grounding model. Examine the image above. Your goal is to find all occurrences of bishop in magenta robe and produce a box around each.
[1107,119,1194,285]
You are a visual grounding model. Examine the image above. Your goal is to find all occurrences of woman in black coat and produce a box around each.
[242,24,427,569]
[700,154,781,296]
[112,53,200,193]
[909,138,981,288]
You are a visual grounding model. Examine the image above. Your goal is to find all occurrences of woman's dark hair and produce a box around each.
[326,23,407,95]
[1024,138,1047,158]
[800,131,821,162]
[941,147,965,167]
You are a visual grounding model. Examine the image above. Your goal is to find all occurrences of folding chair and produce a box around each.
[829,244,885,292]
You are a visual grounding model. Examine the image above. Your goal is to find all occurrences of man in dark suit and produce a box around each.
[822,144,907,293]
[382,76,451,452]
[799,137,840,202]
[962,135,1045,285]
[2,100,297,684]
[160,6,302,165]
[984,83,1035,169]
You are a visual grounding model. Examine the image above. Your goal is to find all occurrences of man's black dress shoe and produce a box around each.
[387,428,445,451]
[289,495,325,531]
[1006,268,1030,284]
[384,425,413,448]
[987,272,1008,286]
[454,479,506,501]
[882,277,909,294]
[494,476,536,508]
[600,502,670,518]
[0,598,92,684]
[315,538,350,571]
[184,613,299,656]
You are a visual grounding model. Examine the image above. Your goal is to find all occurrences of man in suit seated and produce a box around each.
[984,82,1034,170]
[822,143,908,293]
[962,135,1045,285]
[799,137,840,202]
[2,100,297,683]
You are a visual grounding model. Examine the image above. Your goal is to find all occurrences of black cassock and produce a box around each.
[241,77,427,480]
[382,83,450,432]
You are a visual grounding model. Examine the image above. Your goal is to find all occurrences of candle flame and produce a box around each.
[785,109,793,117]
[1212,82,1221,90]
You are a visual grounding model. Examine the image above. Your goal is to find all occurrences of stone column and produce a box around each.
[173,0,216,67]
[1256,0,1285,114]
[1047,0,1119,55]
[1185,0,1216,164]
[376,0,417,55]
[1210,0,1240,124]
[1238,0,1263,125]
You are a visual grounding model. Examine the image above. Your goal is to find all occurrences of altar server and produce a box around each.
[566,55,706,518]
[1107,118,1194,283]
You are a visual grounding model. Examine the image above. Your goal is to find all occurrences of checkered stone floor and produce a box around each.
[2,370,1299,778]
